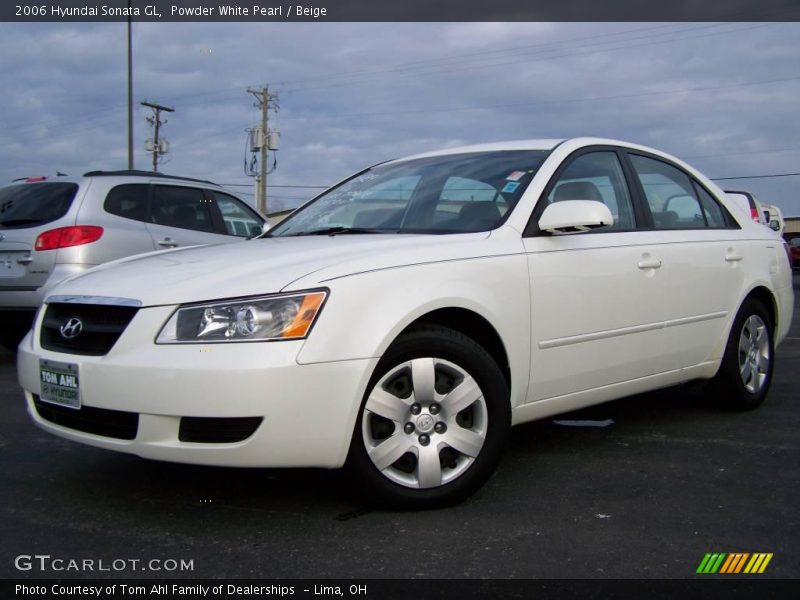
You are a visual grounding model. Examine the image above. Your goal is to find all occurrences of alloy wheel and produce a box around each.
[738,314,770,394]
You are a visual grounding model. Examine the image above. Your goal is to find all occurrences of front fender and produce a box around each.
[294,254,531,409]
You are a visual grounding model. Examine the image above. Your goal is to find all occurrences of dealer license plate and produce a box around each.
[39,359,81,409]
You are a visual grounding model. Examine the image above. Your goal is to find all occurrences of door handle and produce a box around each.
[637,257,662,269]
[16,256,33,265]
[725,250,743,262]
[157,238,178,248]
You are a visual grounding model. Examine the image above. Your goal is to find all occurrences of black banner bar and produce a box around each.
[5,579,800,600]
[4,0,800,22]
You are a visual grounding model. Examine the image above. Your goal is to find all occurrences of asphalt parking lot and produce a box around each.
[0,277,798,580]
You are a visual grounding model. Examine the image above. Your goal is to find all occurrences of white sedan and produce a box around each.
[17,138,794,509]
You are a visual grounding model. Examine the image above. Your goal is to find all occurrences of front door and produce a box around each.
[522,150,666,402]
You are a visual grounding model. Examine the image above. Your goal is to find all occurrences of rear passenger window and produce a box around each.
[151,186,213,232]
[694,183,729,228]
[629,154,707,229]
[104,184,149,222]
[546,151,635,230]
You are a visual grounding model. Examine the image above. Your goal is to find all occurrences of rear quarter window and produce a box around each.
[104,184,150,222]
[0,182,79,229]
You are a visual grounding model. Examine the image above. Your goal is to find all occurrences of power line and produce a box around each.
[710,172,800,181]
[275,22,696,88]
[280,23,729,91]
[282,23,779,94]
[273,5,784,91]
[681,146,800,160]
[290,75,800,121]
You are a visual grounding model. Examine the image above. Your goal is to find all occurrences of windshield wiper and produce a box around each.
[285,227,397,237]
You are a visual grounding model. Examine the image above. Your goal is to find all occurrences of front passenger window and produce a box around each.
[546,152,635,230]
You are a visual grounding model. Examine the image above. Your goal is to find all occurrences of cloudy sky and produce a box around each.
[1,21,799,214]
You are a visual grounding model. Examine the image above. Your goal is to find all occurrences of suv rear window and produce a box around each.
[0,182,79,229]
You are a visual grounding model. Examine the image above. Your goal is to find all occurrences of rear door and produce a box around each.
[79,181,154,263]
[625,151,745,370]
[144,185,232,249]
[0,181,81,291]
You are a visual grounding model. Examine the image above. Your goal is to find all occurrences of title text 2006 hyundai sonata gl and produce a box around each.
[17,138,794,508]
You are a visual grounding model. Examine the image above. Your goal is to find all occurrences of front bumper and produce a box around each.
[17,304,377,468]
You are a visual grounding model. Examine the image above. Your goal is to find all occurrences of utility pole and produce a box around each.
[141,101,174,172]
[246,86,279,214]
[126,2,133,169]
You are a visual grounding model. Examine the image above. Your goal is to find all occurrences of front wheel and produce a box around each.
[707,298,774,411]
[348,325,510,509]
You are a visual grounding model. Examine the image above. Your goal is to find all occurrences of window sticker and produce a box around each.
[502,181,521,194]
[506,171,526,181]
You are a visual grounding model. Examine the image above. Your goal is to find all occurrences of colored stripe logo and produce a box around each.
[696,553,773,574]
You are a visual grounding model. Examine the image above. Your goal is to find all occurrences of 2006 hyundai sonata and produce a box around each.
[17,138,794,508]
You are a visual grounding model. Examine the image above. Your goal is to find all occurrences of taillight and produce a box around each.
[34,226,103,251]
[750,207,760,223]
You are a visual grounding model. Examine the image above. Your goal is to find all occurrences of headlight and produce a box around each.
[156,290,327,344]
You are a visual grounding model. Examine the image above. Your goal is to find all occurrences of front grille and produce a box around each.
[40,303,138,356]
[179,416,263,443]
[33,394,139,440]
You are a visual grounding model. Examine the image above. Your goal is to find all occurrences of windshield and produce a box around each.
[270,150,549,236]
[0,182,79,229]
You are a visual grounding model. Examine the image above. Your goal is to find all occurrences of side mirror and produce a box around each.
[538,200,614,234]
[769,219,780,231]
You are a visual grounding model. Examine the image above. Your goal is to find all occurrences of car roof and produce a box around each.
[395,139,566,161]
[82,170,218,186]
[387,137,693,164]
[4,170,225,190]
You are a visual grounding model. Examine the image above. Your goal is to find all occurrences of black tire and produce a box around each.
[0,326,28,352]
[707,298,774,411]
[347,325,510,510]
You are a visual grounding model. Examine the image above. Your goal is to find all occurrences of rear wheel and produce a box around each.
[0,322,31,352]
[707,299,774,411]
[348,325,510,509]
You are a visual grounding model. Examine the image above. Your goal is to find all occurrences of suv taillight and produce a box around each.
[750,207,760,223]
[35,226,103,251]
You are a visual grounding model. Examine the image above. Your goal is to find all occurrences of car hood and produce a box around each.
[47,232,507,306]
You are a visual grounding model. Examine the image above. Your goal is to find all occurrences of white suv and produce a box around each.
[0,170,265,349]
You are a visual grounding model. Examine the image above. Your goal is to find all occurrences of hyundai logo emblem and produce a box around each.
[59,317,83,340]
